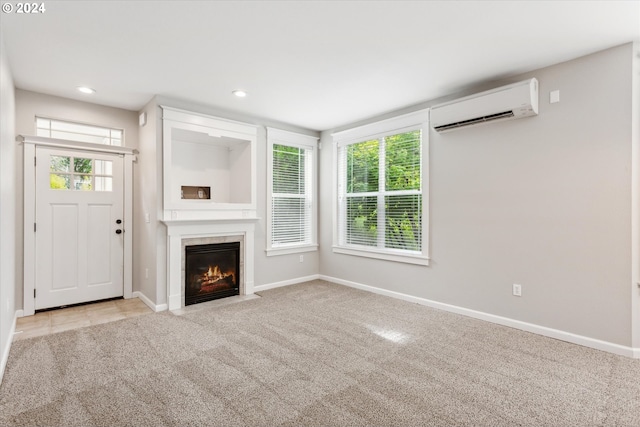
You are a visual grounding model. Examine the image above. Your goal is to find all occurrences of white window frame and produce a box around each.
[332,109,430,266]
[36,116,124,146]
[266,128,319,256]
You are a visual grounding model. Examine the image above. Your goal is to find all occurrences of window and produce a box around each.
[37,117,123,146]
[267,128,318,255]
[49,155,113,191]
[333,109,429,265]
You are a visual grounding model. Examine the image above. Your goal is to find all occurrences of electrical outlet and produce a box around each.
[513,284,522,297]
[299,255,304,263]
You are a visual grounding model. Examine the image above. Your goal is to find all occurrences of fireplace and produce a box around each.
[165,223,254,311]
[184,242,240,305]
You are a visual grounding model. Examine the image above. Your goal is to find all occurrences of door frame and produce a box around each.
[20,135,136,316]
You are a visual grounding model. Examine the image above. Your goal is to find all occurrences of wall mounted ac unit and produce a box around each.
[430,78,538,132]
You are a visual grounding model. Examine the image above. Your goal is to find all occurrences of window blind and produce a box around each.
[271,144,312,246]
[338,129,422,253]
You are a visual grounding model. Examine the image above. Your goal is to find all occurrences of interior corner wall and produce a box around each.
[631,41,640,350]
[14,90,139,311]
[319,43,635,348]
[0,34,17,382]
[134,98,161,306]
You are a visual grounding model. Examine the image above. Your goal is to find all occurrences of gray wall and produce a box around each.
[6,42,638,352]
[134,98,161,305]
[319,43,637,347]
[13,90,140,309]
[632,42,640,350]
[0,34,17,380]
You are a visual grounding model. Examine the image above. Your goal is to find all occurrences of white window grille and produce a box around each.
[333,109,430,265]
[36,117,123,146]
[266,128,318,256]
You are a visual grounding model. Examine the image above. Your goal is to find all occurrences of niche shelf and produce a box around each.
[161,106,258,221]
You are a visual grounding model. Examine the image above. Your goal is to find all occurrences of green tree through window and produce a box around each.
[49,156,94,190]
[342,130,422,252]
[267,127,318,255]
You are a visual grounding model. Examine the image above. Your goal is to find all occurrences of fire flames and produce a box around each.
[201,265,235,286]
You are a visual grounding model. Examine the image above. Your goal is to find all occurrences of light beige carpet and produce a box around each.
[1,280,639,426]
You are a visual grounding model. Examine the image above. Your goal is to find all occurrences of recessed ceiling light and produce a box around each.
[77,86,95,94]
[232,90,247,98]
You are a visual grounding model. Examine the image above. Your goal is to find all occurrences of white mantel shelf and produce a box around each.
[161,218,260,227]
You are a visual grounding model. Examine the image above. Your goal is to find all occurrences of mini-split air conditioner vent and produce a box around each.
[430,78,538,133]
[433,110,515,132]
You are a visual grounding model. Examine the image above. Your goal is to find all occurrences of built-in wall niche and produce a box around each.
[181,186,211,200]
[172,128,250,204]
[162,106,258,221]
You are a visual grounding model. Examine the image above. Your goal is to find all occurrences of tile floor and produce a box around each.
[13,298,153,341]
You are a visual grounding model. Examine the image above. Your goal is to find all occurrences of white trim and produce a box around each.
[161,105,260,132]
[163,220,256,311]
[266,244,319,257]
[266,127,318,147]
[35,117,125,147]
[320,275,640,358]
[123,153,133,299]
[22,142,36,316]
[254,274,321,293]
[0,311,18,384]
[332,108,430,144]
[266,127,319,254]
[161,106,258,217]
[332,246,429,266]
[18,135,136,155]
[333,111,430,263]
[132,291,167,312]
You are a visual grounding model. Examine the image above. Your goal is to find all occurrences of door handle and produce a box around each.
[116,219,122,224]
[115,229,123,235]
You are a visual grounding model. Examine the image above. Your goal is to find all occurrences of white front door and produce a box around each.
[35,146,125,309]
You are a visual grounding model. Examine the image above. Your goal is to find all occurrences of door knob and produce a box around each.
[115,229,122,234]
[116,219,122,224]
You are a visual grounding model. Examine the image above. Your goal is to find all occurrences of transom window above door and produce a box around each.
[49,155,114,191]
[36,117,123,146]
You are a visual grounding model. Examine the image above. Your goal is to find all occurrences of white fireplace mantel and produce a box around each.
[163,218,258,311]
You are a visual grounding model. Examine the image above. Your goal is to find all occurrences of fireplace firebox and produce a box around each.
[185,242,240,305]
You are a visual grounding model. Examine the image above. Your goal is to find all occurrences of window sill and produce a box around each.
[332,246,430,266]
[266,244,319,257]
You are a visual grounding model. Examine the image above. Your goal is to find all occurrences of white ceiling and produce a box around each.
[1,1,639,131]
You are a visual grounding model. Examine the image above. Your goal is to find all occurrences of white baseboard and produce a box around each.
[132,291,167,312]
[0,310,19,384]
[254,274,321,293]
[320,274,640,359]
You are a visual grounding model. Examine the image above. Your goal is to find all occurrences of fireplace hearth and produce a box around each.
[185,242,240,305]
